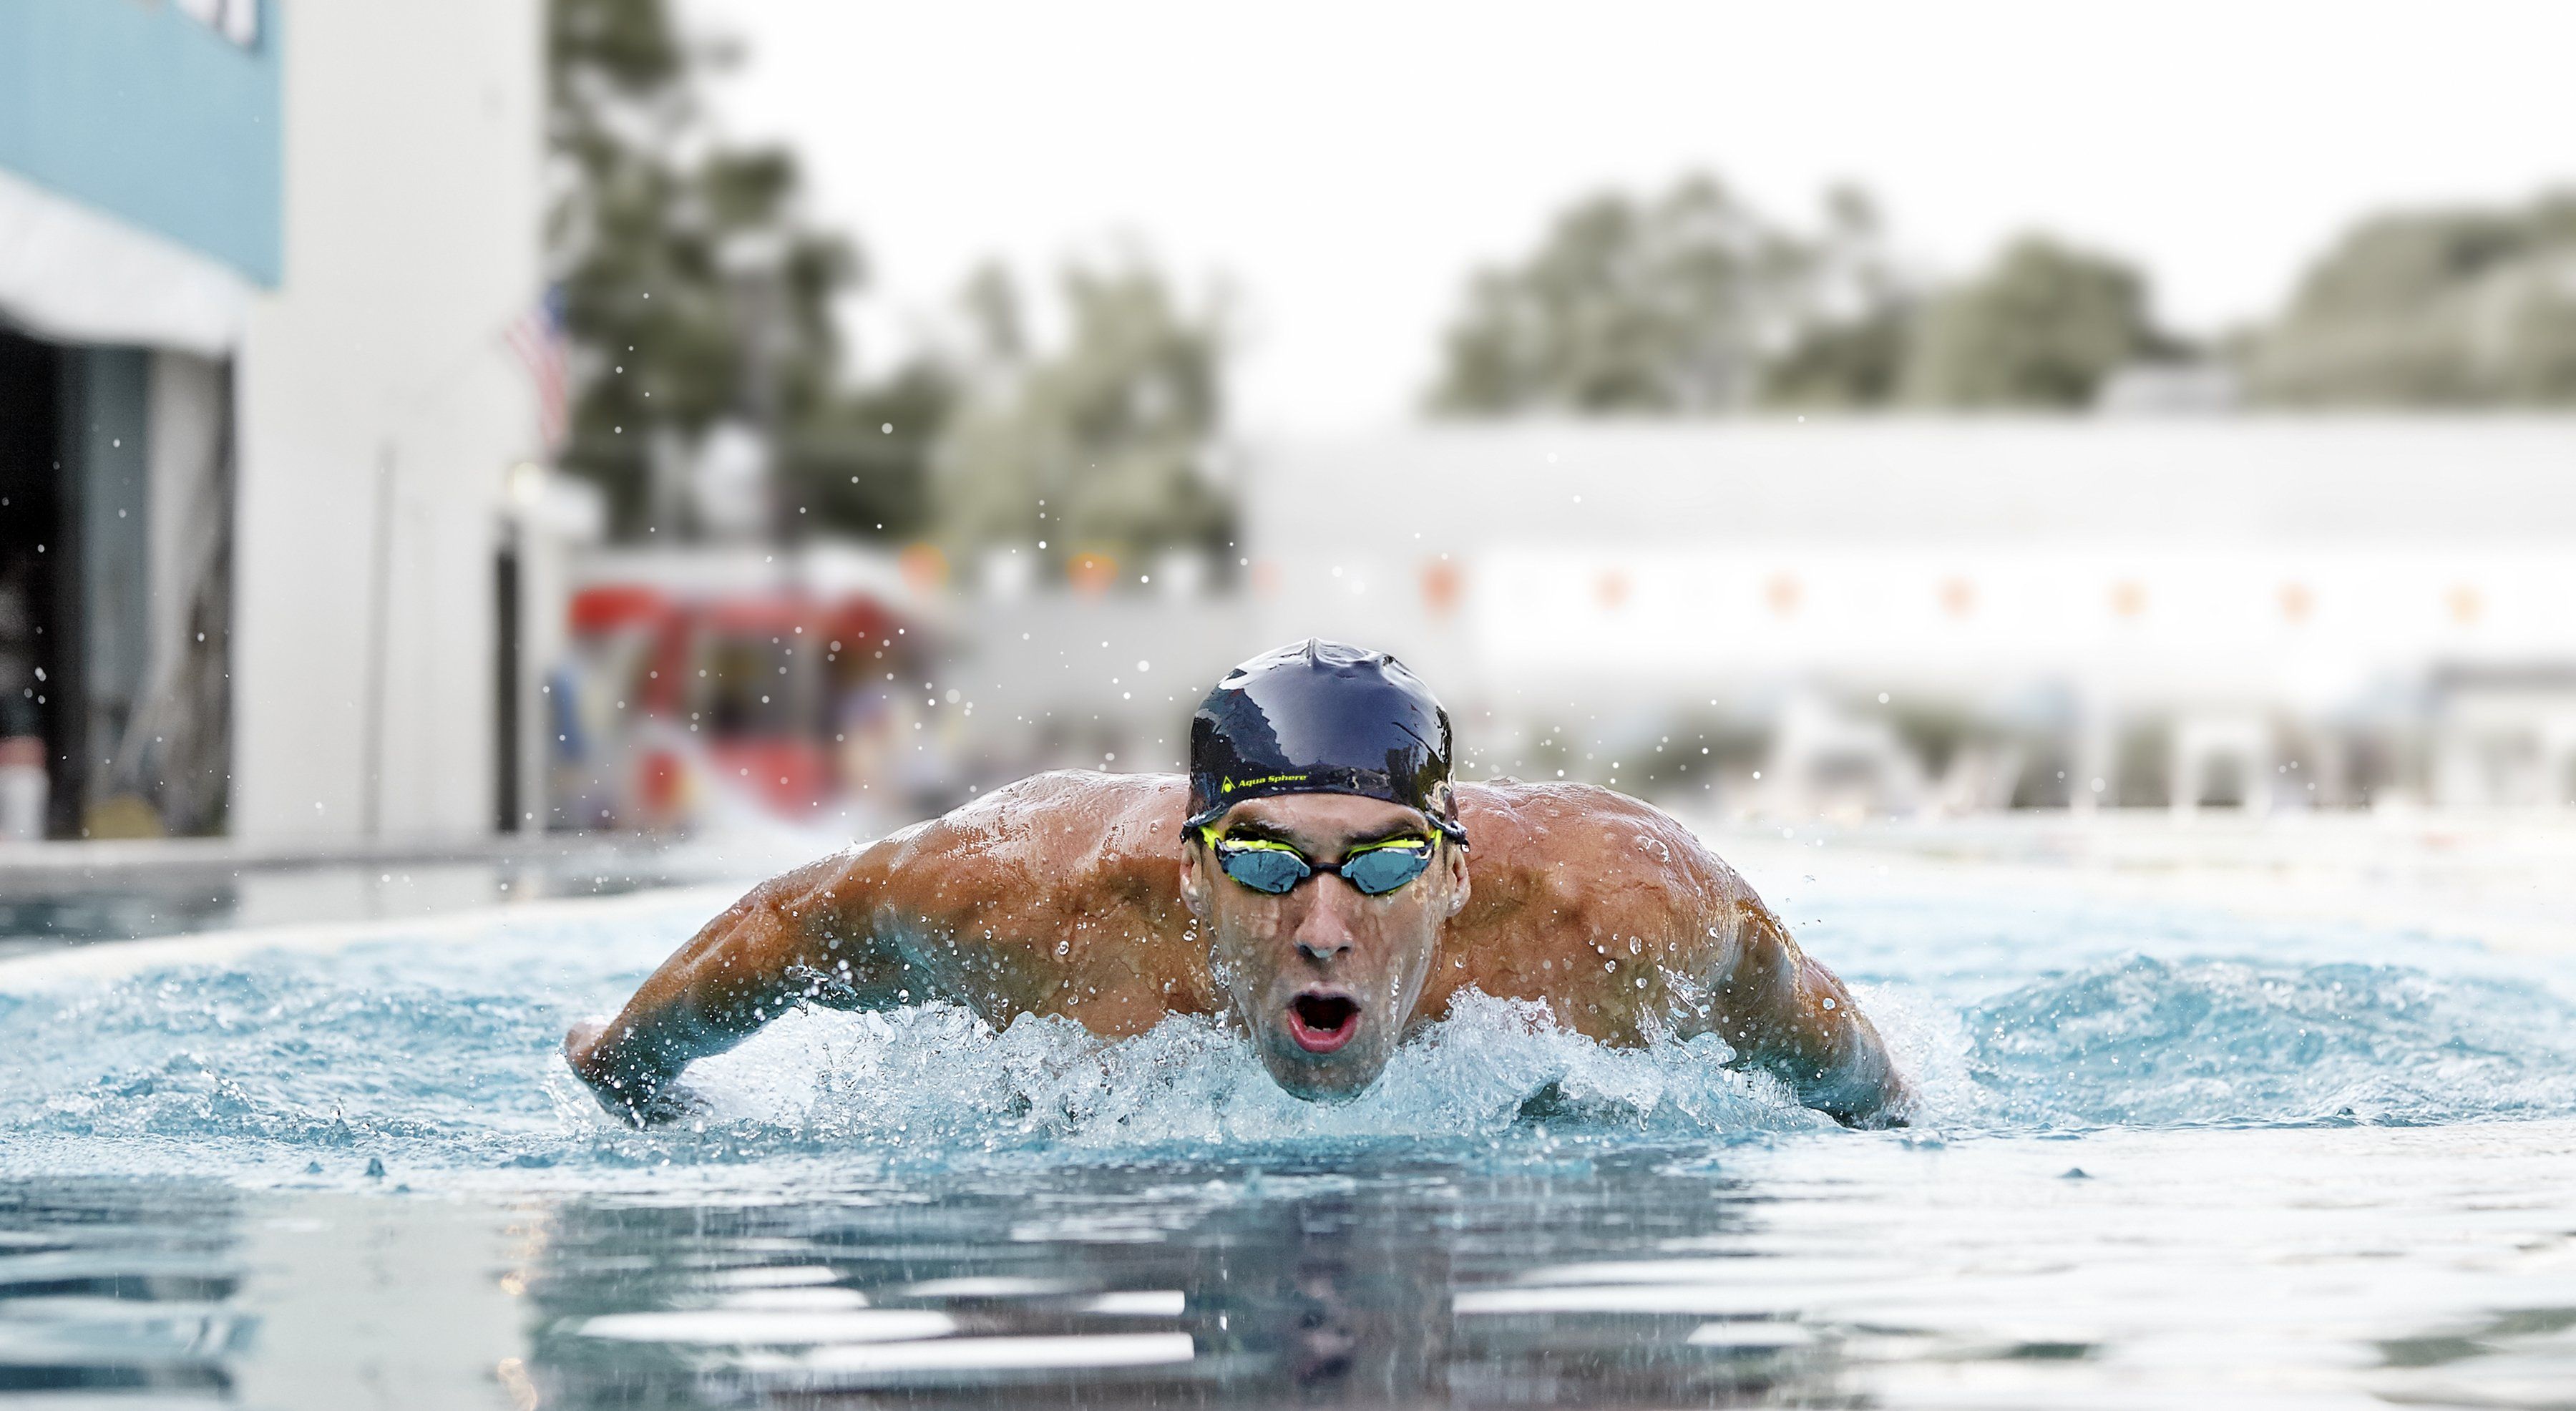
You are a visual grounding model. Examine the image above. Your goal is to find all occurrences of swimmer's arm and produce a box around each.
[564,848,906,1124]
[1717,902,1913,1128]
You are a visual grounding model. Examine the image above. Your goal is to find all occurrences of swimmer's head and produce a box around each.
[1179,640,1470,1103]
[1182,639,1465,839]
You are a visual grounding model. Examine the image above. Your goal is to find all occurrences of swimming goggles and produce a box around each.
[1200,827,1438,897]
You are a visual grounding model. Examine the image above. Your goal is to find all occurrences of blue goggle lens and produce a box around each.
[1340,846,1433,895]
[1213,841,1434,897]
[1219,846,1309,895]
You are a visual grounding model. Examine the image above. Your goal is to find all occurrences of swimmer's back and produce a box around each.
[569,769,1895,1125]
[1425,781,1768,1043]
[865,773,1770,1047]
[866,772,1210,1034]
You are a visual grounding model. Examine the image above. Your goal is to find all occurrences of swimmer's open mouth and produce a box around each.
[1287,993,1360,1053]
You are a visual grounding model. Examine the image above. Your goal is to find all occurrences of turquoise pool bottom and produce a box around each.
[9,864,2576,1405]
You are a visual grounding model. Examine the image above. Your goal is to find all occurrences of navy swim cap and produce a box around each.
[1185,639,1466,844]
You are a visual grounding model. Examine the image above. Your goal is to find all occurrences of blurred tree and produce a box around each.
[1428,174,1818,414]
[547,0,940,538]
[1757,308,1913,408]
[2246,194,2576,405]
[932,260,1234,581]
[1760,187,1914,409]
[1898,235,2177,408]
[777,364,952,540]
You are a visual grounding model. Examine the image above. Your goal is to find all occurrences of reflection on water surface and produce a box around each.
[0,1183,249,1400]
[524,1147,1809,1406]
[15,1122,2576,1407]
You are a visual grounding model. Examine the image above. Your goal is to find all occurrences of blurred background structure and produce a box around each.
[5,0,2576,851]
[0,1,539,846]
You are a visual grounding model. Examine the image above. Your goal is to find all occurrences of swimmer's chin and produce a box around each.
[1253,1045,1390,1105]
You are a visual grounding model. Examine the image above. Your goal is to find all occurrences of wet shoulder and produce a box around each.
[881,771,1189,920]
[1453,781,1745,938]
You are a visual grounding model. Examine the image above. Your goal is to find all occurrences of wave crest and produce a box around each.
[682,990,1830,1153]
[11,933,2576,1188]
[1964,955,2576,1128]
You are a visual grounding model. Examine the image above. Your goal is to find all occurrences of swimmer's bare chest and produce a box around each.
[852,774,1752,1045]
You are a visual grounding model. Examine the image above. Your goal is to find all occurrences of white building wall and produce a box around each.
[233,1,542,842]
[1245,419,2576,715]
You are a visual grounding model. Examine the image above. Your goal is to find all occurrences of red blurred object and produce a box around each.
[826,597,900,651]
[560,582,919,828]
[567,583,671,634]
[700,595,811,635]
[636,746,687,820]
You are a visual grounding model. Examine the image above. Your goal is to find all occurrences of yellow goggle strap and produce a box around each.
[1199,826,1434,859]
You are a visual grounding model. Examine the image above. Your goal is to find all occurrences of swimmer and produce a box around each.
[565,640,1913,1128]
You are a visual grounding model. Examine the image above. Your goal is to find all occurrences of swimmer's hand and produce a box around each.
[1838,1073,1916,1131]
[613,1079,712,1128]
[564,1016,706,1128]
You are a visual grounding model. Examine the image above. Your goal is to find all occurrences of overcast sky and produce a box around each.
[698,0,2576,434]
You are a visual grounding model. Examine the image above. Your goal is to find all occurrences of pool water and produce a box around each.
[6,832,2576,1407]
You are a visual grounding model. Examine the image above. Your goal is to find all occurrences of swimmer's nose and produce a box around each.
[1293,886,1358,963]
[1297,932,1352,962]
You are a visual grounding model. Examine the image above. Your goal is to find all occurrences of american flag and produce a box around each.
[504,285,570,457]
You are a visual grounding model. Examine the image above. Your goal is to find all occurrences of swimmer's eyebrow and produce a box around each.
[1218,819,1303,846]
[1345,821,1434,847]
[1220,818,1429,850]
